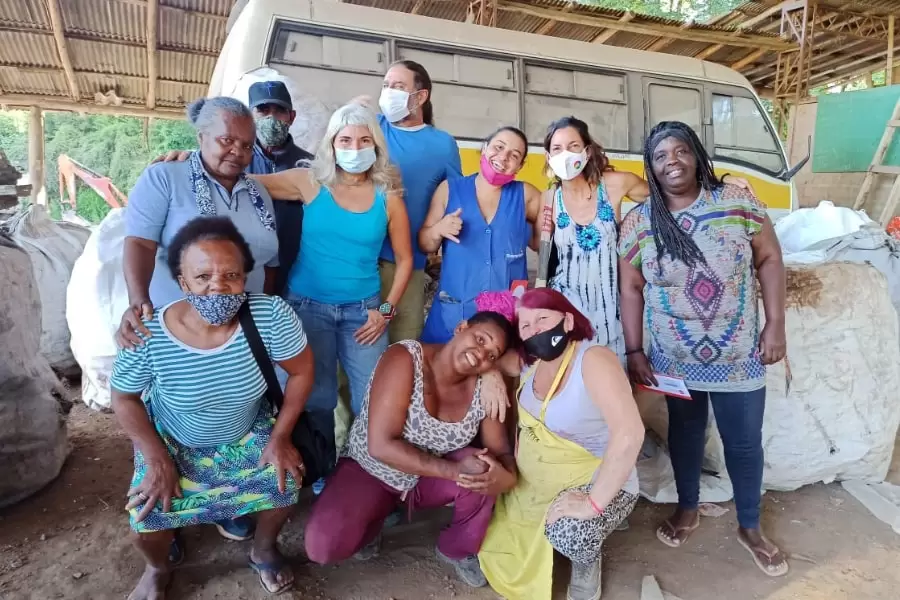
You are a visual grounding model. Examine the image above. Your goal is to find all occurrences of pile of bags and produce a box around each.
[0,231,70,508]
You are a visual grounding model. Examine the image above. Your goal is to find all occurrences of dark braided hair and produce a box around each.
[643,121,721,268]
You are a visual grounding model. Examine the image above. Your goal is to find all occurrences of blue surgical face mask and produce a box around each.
[185,292,247,326]
[335,147,377,174]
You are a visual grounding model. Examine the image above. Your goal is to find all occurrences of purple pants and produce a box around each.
[304,447,495,563]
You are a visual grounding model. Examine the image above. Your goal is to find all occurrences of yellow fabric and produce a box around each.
[479,344,602,600]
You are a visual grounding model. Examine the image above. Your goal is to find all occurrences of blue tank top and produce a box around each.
[287,185,388,304]
[421,174,529,343]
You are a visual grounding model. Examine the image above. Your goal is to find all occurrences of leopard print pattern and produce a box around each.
[344,340,485,492]
[544,487,638,564]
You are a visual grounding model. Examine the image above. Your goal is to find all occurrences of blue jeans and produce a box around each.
[286,293,388,438]
[666,387,766,530]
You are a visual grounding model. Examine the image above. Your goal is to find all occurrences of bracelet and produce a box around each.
[588,496,604,515]
[624,348,644,356]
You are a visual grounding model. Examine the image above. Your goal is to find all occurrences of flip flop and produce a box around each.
[737,534,790,577]
[655,517,700,548]
[248,553,294,595]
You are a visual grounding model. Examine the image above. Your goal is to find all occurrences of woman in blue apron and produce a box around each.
[418,127,543,343]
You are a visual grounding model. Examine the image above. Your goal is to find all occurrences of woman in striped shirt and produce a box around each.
[110,217,314,598]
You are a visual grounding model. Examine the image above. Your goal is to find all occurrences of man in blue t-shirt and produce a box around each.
[356,59,462,342]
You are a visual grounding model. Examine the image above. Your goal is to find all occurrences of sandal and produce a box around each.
[737,534,790,577]
[248,552,295,595]
[655,516,699,548]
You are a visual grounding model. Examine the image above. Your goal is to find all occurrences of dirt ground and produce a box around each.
[1,404,898,600]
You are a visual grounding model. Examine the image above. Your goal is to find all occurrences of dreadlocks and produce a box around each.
[643,121,721,268]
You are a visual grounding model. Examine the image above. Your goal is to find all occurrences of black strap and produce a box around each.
[238,302,283,411]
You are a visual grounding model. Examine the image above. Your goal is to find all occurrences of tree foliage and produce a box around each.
[0,110,196,223]
[583,0,745,22]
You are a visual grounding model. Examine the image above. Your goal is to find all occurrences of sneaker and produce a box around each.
[214,515,255,541]
[435,547,487,588]
[616,518,630,532]
[312,477,326,496]
[567,556,602,600]
[354,533,382,561]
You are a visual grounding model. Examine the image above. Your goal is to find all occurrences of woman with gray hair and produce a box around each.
[252,101,413,460]
[116,95,280,545]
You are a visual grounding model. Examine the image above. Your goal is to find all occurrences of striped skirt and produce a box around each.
[127,405,299,533]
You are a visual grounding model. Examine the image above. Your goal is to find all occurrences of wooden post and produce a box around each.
[888,15,895,86]
[28,106,45,206]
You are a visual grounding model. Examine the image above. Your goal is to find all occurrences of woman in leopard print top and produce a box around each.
[303,311,519,588]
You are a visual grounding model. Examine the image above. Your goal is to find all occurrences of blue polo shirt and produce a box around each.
[377,114,461,270]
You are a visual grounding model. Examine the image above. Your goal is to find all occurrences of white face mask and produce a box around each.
[379,87,411,123]
[548,149,588,181]
[335,147,377,174]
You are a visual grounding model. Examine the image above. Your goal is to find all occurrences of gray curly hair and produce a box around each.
[186,96,254,134]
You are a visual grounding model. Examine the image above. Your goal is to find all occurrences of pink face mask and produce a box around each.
[479,154,516,187]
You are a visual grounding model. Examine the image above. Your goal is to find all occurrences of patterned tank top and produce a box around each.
[344,340,485,492]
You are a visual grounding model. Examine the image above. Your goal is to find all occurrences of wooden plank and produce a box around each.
[871,165,900,175]
[500,2,793,50]
[878,169,900,224]
[27,106,45,206]
[854,96,900,210]
[888,15,895,86]
[147,0,159,110]
[731,48,768,70]
[591,11,633,44]
[44,0,79,101]
[0,93,183,118]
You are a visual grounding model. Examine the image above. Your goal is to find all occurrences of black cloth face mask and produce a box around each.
[523,319,569,361]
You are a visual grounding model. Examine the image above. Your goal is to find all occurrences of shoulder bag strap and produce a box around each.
[238,301,284,411]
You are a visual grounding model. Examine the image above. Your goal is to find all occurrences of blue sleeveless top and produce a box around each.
[287,185,388,304]
[421,174,529,343]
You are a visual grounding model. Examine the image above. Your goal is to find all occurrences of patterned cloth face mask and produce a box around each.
[185,292,248,326]
[255,116,290,148]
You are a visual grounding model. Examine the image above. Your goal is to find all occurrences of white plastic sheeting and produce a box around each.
[2,206,91,371]
[66,209,129,410]
[637,262,900,500]
[0,232,69,508]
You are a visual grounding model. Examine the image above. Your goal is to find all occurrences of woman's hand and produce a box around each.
[126,451,182,521]
[480,370,510,423]
[722,174,755,195]
[259,433,305,493]
[433,208,463,244]
[457,450,516,496]
[758,320,787,365]
[626,351,657,387]
[116,302,154,350]
[546,489,599,525]
[150,150,191,165]
[354,310,387,345]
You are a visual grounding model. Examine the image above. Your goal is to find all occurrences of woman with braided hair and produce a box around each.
[618,121,788,577]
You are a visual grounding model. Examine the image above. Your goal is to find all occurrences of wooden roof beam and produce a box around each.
[0,93,182,118]
[147,0,158,110]
[591,11,633,44]
[746,37,875,82]
[534,1,574,36]
[410,0,427,15]
[731,48,769,71]
[44,0,79,101]
[810,47,900,86]
[498,2,794,50]
[647,19,695,53]
[695,43,723,59]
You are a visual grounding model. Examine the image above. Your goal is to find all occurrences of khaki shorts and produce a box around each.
[379,261,426,344]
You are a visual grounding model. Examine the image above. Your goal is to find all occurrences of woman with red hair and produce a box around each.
[477,288,644,600]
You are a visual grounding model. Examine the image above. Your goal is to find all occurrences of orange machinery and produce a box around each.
[58,155,127,210]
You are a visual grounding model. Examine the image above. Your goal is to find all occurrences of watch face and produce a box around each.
[379,302,392,314]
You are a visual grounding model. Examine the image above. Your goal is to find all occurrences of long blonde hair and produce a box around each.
[312,102,398,192]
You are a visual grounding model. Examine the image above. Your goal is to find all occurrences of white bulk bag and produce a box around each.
[637,262,900,498]
[66,208,129,410]
[3,206,91,372]
[0,232,70,508]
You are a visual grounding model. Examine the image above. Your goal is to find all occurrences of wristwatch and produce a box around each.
[378,302,396,321]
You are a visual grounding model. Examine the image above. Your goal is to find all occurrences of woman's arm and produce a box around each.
[619,258,656,386]
[367,346,466,481]
[418,180,453,253]
[251,169,317,203]
[582,347,645,510]
[751,215,787,365]
[384,190,414,307]
[523,183,547,251]
[271,347,314,440]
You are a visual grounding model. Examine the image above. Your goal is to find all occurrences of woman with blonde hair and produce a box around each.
[252,102,413,456]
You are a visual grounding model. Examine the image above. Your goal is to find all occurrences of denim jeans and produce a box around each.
[286,293,388,440]
[666,387,766,530]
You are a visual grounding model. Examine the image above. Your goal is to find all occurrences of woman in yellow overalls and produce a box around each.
[478,288,645,600]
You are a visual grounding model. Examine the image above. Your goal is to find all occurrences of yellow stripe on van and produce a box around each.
[457,146,791,212]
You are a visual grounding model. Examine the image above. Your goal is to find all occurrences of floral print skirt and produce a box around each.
[127,405,299,533]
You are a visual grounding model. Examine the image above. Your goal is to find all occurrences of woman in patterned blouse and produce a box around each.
[618,121,788,577]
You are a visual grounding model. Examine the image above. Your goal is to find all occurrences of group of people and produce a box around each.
[110,58,788,600]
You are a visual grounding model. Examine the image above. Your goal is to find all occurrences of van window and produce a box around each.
[398,47,517,139]
[648,83,702,134]
[712,94,784,174]
[523,64,627,150]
